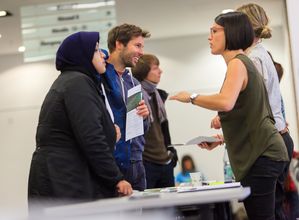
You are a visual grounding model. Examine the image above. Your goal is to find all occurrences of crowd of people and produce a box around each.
[27,2,298,220]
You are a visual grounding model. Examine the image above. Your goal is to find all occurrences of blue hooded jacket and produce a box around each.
[102,62,149,170]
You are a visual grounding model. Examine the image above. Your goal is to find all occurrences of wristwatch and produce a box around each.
[190,93,199,104]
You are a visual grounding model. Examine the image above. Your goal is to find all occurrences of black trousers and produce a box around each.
[143,160,174,189]
[241,156,287,220]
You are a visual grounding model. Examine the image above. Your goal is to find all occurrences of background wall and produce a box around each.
[286,0,299,125]
[0,0,297,218]
[0,55,57,218]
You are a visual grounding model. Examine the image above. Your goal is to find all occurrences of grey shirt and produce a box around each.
[246,43,286,131]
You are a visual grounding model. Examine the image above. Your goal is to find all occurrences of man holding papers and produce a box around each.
[101,24,150,191]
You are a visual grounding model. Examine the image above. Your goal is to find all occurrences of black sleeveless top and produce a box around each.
[219,54,288,181]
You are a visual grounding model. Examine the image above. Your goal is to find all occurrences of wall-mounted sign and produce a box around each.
[20,0,116,62]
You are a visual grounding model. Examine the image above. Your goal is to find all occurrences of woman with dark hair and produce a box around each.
[175,155,196,184]
[28,32,132,209]
[170,12,288,219]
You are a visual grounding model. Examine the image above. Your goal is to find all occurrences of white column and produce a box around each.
[286,0,299,123]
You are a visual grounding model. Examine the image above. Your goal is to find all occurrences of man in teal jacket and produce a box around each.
[101,24,150,191]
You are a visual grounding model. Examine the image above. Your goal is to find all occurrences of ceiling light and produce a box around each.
[74,1,115,9]
[18,46,26,52]
[0,34,2,38]
[47,1,115,11]
[0,10,12,17]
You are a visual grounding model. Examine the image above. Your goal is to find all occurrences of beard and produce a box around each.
[120,50,135,67]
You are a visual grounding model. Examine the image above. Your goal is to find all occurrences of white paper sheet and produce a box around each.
[177,182,241,193]
[125,85,144,141]
[169,136,221,146]
[185,136,221,145]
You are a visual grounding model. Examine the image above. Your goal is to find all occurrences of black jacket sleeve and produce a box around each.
[64,73,123,187]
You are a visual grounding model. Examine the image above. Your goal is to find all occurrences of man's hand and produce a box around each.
[116,180,133,196]
[136,100,149,118]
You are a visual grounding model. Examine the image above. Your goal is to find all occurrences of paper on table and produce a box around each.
[170,136,221,147]
[177,182,241,193]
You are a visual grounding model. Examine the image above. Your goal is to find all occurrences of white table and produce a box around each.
[44,186,250,218]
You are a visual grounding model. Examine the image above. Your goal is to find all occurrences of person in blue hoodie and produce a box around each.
[101,24,151,191]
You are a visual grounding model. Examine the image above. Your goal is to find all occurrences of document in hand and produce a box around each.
[185,136,221,145]
[170,136,221,146]
[126,88,142,112]
[125,85,144,141]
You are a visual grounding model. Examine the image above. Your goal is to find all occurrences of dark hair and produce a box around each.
[107,23,151,53]
[268,51,284,82]
[274,63,284,82]
[131,54,159,82]
[215,12,254,50]
[181,155,196,174]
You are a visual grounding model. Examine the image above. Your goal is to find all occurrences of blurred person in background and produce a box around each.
[175,155,197,185]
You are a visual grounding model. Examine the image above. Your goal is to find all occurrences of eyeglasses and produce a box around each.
[210,27,224,36]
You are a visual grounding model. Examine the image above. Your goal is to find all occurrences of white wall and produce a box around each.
[0,54,58,218]
[286,0,299,128]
